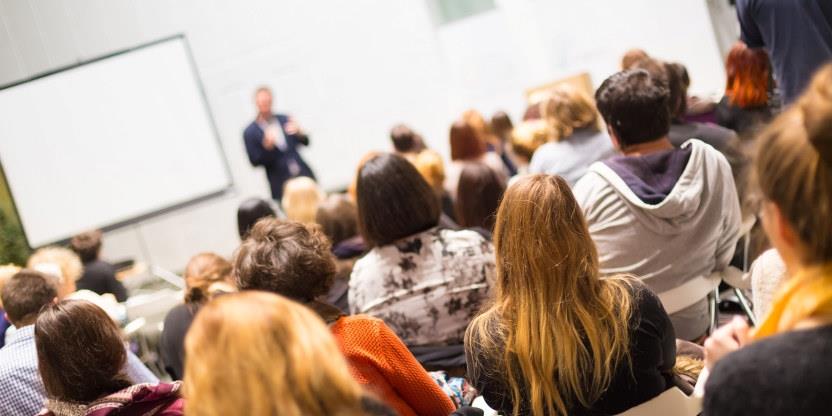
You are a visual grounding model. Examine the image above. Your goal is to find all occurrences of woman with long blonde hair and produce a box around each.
[702,64,832,416]
[184,291,394,416]
[465,174,676,416]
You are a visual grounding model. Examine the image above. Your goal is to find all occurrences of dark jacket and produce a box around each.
[77,260,128,302]
[243,113,315,200]
[159,304,196,380]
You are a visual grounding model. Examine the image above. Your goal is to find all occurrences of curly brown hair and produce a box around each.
[233,219,336,302]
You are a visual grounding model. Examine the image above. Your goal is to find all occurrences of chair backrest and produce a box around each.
[616,387,702,416]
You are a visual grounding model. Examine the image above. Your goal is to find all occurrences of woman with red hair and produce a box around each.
[716,42,775,135]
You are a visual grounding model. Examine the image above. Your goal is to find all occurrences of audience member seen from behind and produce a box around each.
[411,149,458,225]
[185,291,397,416]
[455,162,506,240]
[462,109,514,176]
[702,64,832,416]
[715,42,774,136]
[36,300,183,416]
[466,175,676,416]
[159,253,234,380]
[234,219,455,416]
[446,120,508,200]
[281,176,324,224]
[351,153,495,348]
[28,246,126,322]
[0,264,20,348]
[390,123,426,155]
[736,0,832,105]
[316,194,365,312]
[661,62,738,153]
[69,230,128,302]
[529,85,616,185]
[510,120,551,174]
[0,271,157,415]
[575,69,742,340]
[236,197,276,239]
[489,111,519,176]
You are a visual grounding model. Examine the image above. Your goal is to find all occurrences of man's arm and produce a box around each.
[278,115,310,147]
[243,125,278,166]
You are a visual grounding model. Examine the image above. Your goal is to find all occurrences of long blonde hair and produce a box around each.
[184,291,366,416]
[466,174,633,416]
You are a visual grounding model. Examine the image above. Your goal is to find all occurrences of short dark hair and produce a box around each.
[665,62,690,120]
[595,69,671,147]
[237,198,276,239]
[234,219,336,301]
[356,153,440,247]
[36,300,131,403]
[315,193,358,247]
[456,162,506,232]
[1,270,58,325]
[390,124,423,153]
[70,230,102,263]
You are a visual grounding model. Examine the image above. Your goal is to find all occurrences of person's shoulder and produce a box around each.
[85,260,116,274]
[437,228,493,252]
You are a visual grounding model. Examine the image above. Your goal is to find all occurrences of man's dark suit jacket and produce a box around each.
[243,113,315,200]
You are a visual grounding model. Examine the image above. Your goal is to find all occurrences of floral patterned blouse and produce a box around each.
[349,227,495,347]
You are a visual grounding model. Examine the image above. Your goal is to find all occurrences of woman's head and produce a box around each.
[237,197,276,239]
[315,193,358,247]
[27,247,82,298]
[281,177,324,224]
[355,153,440,247]
[450,120,487,161]
[467,174,632,415]
[410,149,447,197]
[183,253,234,305]
[36,300,131,403]
[234,219,336,302]
[541,85,599,140]
[184,291,365,416]
[755,64,832,270]
[725,42,771,109]
[510,120,551,163]
[455,163,506,232]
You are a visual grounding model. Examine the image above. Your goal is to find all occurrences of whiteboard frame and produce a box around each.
[0,34,233,248]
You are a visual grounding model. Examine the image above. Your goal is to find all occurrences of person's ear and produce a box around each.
[3,312,9,324]
[51,297,58,305]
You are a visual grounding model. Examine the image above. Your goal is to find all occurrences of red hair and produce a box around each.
[450,120,486,161]
[725,42,770,108]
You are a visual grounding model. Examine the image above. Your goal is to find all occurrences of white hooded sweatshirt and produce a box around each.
[574,139,741,339]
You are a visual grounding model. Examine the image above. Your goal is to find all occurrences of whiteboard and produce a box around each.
[0,36,232,247]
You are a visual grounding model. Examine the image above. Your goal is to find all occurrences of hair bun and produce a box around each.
[801,65,832,166]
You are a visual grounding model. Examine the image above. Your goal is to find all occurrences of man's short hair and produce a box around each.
[390,124,419,153]
[595,69,671,147]
[1,269,58,325]
[70,230,102,263]
[234,219,336,302]
[254,85,272,97]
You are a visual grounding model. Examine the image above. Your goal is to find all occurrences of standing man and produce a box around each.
[736,0,832,105]
[243,86,315,201]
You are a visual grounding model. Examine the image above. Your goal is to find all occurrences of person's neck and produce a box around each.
[256,112,272,123]
[621,136,674,157]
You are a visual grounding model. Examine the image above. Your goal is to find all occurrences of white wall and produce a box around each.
[0,0,731,272]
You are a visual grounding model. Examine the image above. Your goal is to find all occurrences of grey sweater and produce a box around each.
[574,139,742,339]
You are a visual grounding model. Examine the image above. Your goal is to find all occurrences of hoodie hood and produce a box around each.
[589,139,719,235]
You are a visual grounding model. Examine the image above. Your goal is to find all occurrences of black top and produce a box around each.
[77,260,128,302]
[159,303,196,380]
[703,324,832,416]
[714,97,773,137]
[737,0,832,104]
[466,283,676,415]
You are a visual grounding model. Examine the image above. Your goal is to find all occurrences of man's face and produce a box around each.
[255,90,273,116]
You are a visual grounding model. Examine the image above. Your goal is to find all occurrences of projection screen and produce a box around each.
[0,36,232,247]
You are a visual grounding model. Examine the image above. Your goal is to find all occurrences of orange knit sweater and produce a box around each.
[330,316,456,416]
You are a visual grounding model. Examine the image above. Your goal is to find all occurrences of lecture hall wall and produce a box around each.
[0,0,736,272]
